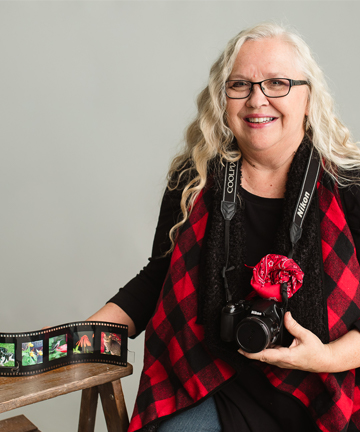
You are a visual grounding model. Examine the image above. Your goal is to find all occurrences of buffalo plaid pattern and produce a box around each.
[255,177,360,432]
[129,176,360,432]
[128,189,235,432]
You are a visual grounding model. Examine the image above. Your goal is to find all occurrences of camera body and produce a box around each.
[220,298,284,353]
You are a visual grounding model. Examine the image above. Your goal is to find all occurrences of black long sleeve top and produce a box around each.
[108,183,360,431]
[108,184,360,336]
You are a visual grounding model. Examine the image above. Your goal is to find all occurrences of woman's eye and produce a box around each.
[231,81,249,91]
[268,79,288,87]
[232,81,248,88]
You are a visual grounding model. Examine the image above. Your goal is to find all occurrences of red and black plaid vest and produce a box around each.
[129,173,360,432]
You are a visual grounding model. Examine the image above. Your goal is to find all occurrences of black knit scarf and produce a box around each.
[198,135,327,368]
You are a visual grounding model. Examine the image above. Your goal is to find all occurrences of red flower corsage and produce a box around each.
[250,254,304,302]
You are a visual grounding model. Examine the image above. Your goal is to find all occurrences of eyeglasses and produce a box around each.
[225,78,310,99]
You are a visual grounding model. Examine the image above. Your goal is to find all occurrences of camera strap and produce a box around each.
[289,145,321,257]
[280,145,320,310]
[221,146,320,305]
[221,160,240,303]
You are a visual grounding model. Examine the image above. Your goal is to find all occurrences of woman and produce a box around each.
[89,22,360,431]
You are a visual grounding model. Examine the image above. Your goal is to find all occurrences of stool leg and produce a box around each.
[99,379,129,432]
[78,386,99,432]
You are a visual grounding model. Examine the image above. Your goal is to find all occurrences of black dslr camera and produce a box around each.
[220,298,285,353]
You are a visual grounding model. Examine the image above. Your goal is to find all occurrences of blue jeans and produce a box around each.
[157,396,222,432]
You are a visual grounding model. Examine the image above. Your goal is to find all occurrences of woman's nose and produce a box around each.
[245,83,269,109]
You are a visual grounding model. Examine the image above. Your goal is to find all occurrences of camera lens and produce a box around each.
[235,317,273,353]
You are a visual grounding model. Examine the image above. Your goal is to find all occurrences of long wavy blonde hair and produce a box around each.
[167,22,360,248]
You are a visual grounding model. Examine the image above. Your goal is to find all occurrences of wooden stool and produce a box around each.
[0,415,39,432]
[0,363,133,432]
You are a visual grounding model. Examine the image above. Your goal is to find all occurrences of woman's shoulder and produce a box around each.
[340,183,360,213]
[321,165,360,193]
[168,155,221,188]
[319,167,360,229]
[336,172,360,230]
[167,158,194,189]
[337,169,360,199]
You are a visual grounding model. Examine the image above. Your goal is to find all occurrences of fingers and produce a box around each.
[237,312,307,367]
[237,312,329,372]
[238,346,285,364]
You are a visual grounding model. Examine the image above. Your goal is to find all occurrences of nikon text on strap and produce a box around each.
[289,145,321,258]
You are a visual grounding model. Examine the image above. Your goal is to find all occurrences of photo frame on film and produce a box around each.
[0,321,128,376]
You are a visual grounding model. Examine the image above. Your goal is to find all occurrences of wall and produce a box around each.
[0,1,359,430]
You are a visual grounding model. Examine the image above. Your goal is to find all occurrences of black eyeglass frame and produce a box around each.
[225,78,310,99]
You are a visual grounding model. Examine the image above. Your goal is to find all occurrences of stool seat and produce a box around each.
[0,363,133,432]
[0,415,39,432]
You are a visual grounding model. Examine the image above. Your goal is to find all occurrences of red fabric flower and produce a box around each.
[250,254,304,302]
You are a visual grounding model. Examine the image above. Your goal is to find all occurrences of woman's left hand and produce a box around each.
[238,311,360,373]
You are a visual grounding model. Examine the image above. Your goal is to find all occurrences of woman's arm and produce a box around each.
[238,311,360,373]
[87,302,137,337]
[88,186,182,337]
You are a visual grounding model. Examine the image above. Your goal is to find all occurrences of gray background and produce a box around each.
[0,1,359,430]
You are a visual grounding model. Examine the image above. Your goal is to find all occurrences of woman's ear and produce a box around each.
[304,115,310,131]
[305,89,310,116]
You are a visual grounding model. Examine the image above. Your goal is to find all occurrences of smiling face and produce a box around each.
[226,37,309,159]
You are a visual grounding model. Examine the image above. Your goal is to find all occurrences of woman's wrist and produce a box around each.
[87,302,137,337]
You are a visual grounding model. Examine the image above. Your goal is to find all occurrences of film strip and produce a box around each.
[0,321,128,376]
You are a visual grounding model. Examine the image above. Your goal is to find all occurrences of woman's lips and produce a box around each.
[243,116,278,128]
